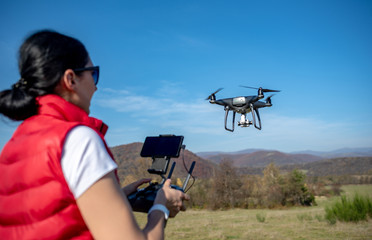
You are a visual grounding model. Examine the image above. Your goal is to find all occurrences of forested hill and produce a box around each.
[286,157,372,176]
[201,150,323,167]
[237,157,372,177]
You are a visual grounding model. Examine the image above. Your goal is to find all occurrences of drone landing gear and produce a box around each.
[224,104,263,132]
[224,106,235,132]
[250,103,262,130]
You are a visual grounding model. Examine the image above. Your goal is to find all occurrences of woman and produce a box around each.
[0,30,188,239]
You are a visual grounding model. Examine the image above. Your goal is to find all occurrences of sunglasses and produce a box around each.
[73,66,100,85]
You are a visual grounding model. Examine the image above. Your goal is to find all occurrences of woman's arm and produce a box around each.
[76,171,187,240]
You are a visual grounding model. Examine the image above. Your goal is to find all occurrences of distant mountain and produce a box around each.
[291,147,372,158]
[201,150,322,168]
[197,148,265,158]
[237,151,322,167]
[196,151,225,158]
[281,157,372,176]
[238,157,372,177]
[196,147,372,168]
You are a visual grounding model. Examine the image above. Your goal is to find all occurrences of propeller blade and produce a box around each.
[261,88,280,93]
[265,94,274,103]
[240,85,280,93]
[213,88,223,95]
[239,85,258,90]
[206,88,223,100]
[265,94,275,100]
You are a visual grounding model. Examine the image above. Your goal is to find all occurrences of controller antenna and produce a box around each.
[167,162,176,179]
[161,162,176,184]
[182,161,196,191]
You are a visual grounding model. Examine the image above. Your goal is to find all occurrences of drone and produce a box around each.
[206,86,280,132]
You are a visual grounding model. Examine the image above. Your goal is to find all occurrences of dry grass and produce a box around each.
[134,185,372,239]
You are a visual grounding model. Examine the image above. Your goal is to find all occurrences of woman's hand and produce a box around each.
[122,178,152,196]
[154,179,190,218]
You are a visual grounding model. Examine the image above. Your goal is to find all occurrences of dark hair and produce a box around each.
[0,30,89,121]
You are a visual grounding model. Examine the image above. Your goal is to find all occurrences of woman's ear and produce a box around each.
[62,69,77,91]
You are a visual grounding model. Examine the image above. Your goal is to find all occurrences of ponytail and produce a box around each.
[0,83,37,121]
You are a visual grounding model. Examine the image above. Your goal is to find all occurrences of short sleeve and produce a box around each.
[61,125,117,199]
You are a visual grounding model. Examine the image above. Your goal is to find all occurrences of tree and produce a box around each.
[283,169,315,206]
[262,163,285,207]
[210,159,242,209]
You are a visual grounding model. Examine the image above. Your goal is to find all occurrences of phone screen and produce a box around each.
[141,135,184,158]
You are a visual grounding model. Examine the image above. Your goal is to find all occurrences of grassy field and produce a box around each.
[134,185,372,240]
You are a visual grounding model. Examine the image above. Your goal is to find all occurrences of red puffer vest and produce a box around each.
[0,94,115,239]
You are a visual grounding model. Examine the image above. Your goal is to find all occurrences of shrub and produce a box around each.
[256,212,266,223]
[325,194,372,224]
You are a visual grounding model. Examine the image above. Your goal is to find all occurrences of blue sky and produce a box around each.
[1,0,371,153]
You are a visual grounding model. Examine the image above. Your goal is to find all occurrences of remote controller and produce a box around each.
[128,161,195,213]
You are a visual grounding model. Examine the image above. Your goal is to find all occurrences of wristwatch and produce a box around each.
[148,204,169,226]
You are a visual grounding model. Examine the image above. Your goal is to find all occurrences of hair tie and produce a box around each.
[12,78,27,89]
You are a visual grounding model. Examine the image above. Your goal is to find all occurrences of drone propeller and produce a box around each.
[240,85,280,93]
[265,94,275,104]
[206,88,223,100]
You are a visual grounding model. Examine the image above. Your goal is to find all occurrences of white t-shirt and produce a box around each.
[61,126,117,199]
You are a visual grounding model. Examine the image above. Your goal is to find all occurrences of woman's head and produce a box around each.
[0,30,89,120]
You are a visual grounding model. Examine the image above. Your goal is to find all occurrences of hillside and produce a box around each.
[198,147,372,160]
[285,157,372,176]
[291,147,372,158]
[203,150,322,167]
[238,157,372,177]
[110,143,215,183]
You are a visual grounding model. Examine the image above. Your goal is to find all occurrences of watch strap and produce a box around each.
[148,204,169,220]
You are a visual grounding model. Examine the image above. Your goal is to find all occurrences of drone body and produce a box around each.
[206,86,280,132]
